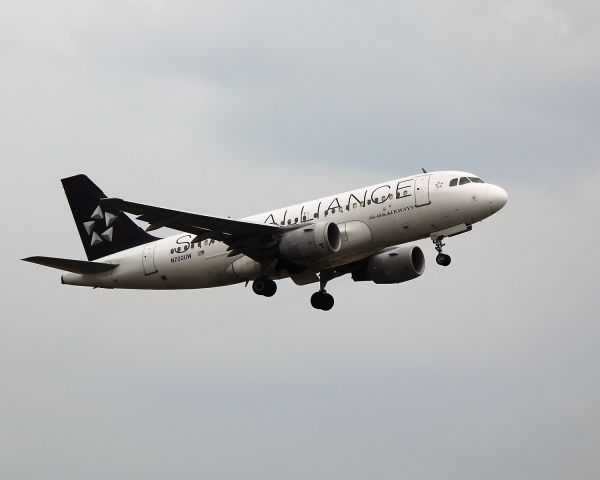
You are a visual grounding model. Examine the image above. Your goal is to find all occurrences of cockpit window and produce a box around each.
[449,178,458,187]
[468,177,484,183]
[459,177,470,185]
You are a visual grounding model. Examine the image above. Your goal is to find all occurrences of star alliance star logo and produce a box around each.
[83,206,118,246]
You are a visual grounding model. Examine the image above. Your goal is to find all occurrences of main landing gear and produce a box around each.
[311,272,335,311]
[311,291,334,311]
[252,278,277,297]
[432,236,452,267]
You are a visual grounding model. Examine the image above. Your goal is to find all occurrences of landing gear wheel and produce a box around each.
[436,253,451,266]
[310,292,322,309]
[310,291,335,311]
[262,280,277,297]
[432,236,451,267]
[321,293,334,311]
[252,278,277,297]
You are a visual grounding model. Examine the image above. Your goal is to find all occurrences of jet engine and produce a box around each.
[279,221,342,261]
[352,246,425,284]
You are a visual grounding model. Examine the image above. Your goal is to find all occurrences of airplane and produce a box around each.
[23,171,507,311]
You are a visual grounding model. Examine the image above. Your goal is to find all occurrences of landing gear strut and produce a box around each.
[311,272,335,311]
[432,236,451,267]
[252,278,277,297]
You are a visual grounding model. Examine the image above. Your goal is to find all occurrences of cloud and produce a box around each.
[66,0,600,177]
[4,162,600,479]
[1,1,599,479]
[2,0,598,182]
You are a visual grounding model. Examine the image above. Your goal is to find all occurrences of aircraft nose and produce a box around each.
[486,184,508,213]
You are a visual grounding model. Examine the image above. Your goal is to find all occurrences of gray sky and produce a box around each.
[1,1,599,479]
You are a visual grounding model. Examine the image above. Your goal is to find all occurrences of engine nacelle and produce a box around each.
[279,221,342,261]
[352,246,425,284]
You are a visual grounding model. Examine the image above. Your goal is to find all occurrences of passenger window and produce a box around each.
[449,178,458,187]
[459,177,470,185]
[287,219,292,224]
[353,203,357,209]
[367,200,371,205]
[294,217,298,223]
[469,177,484,183]
[314,213,318,219]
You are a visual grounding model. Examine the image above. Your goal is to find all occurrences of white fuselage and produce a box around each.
[61,171,507,289]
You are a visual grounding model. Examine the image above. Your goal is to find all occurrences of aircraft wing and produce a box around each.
[100,198,281,259]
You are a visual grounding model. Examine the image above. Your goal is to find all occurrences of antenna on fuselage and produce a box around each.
[422,168,428,173]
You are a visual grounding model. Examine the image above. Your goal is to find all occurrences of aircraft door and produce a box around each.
[142,244,158,275]
[414,175,431,207]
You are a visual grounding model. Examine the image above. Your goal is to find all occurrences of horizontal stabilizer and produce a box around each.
[22,256,118,274]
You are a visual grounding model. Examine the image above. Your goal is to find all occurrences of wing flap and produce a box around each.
[22,256,118,274]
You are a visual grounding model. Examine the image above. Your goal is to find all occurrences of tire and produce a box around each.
[311,292,323,309]
[436,253,451,267]
[321,293,334,311]
[252,279,266,295]
[310,292,334,310]
[263,279,277,297]
[253,278,277,297]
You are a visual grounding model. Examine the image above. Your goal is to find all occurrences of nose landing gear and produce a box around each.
[430,224,472,266]
[436,253,451,267]
[252,278,277,297]
[432,236,452,266]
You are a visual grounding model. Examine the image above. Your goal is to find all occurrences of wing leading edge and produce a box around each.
[100,198,282,260]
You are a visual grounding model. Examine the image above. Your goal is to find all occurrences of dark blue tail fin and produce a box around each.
[61,174,158,261]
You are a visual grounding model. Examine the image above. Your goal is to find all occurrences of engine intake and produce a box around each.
[279,221,342,261]
[352,246,425,284]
